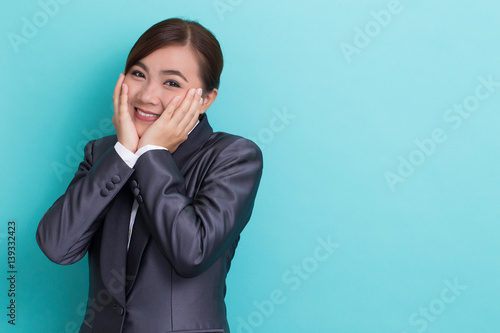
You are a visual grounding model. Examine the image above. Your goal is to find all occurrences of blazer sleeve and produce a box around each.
[133,137,263,278]
[36,140,134,265]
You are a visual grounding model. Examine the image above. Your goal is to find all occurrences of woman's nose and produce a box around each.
[137,82,160,105]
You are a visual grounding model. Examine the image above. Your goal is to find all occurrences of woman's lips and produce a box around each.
[135,107,160,122]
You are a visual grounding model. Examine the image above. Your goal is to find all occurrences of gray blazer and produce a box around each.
[36,114,263,333]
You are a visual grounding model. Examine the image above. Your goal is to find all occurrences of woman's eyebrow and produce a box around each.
[160,69,188,82]
[135,61,149,72]
[160,69,189,82]
[134,62,188,82]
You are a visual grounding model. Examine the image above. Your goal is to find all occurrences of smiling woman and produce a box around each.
[115,19,222,152]
[36,18,263,333]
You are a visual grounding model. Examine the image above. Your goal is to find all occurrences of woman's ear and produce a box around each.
[200,88,218,113]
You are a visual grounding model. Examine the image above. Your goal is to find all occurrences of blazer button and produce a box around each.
[111,175,121,184]
[100,188,109,197]
[131,180,138,188]
[136,195,143,204]
[106,181,115,190]
[133,188,140,197]
[113,303,124,316]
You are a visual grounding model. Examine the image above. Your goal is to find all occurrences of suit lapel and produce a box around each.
[125,207,150,295]
[171,113,213,169]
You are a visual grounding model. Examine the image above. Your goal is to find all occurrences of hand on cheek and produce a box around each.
[138,88,204,153]
[112,74,140,152]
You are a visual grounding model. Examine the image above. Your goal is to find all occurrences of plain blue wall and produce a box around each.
[1,0,500,332]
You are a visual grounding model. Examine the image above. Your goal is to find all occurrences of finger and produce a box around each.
[113,74,125,113]
[119,83,129,116]
[178,89,203,130]
[170,88,198,124]
[184,102,201,134]
[159,95,182,121]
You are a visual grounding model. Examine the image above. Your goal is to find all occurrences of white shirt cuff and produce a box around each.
[114,142,138,168]
[136,144,168,157]
[115,142,168,168]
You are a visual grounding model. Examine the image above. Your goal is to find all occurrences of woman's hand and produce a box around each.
[112,74,140,152]
[138,88,203,153]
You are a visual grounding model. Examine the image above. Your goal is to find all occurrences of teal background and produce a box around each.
[1,0,499,332]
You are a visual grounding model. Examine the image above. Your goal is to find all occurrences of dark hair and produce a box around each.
[124,18,223,92]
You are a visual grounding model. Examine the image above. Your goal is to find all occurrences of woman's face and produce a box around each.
[123,45,213,137]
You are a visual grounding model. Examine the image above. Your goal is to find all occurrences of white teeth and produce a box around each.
[136,108,159,118]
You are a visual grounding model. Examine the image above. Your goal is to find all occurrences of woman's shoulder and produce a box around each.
[94,134,118,146]
[84,135,117,158]
[203,132,263,167]
[208,132,261,155]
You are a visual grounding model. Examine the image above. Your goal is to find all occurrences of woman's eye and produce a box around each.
[131,71,145,78]
[165,80,180,88]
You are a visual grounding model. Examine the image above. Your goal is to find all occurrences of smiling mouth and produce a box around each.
[135,107,160,120]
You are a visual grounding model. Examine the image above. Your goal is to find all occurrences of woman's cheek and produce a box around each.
[127,102,135,119]
[165,90,185,106]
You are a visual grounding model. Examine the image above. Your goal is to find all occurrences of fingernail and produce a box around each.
[197,88,203,96]
[199,97,203,105]
[190,88,196,95]
[174,96,181,102]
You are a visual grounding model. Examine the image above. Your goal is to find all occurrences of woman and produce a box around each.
[37,18,263,333]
